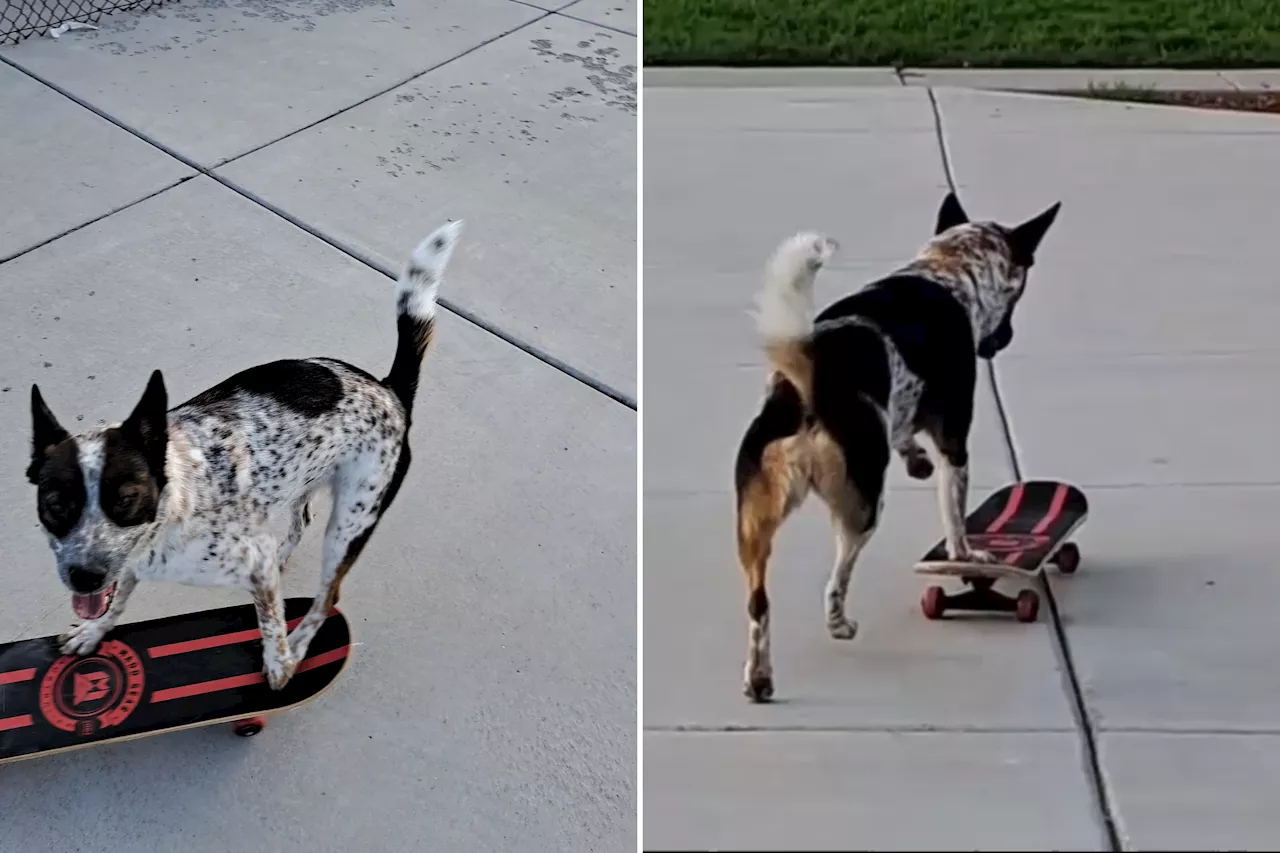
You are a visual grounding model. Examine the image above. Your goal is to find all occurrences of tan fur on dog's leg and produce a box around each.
[736,437,810,702]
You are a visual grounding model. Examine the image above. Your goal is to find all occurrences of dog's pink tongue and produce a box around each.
[72,590,109,620]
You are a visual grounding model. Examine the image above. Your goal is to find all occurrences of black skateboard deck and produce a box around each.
[0,597,349,765]
[914,480,1088,622]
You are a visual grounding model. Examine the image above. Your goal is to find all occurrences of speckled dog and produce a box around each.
[735,193,1060,702]
[27,220,463,690]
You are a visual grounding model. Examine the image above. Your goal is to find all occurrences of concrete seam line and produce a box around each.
[211,174,638,410]
[0,173,198,267]
[0,45,635,412]
[210,12,557,170]
[554,12,634,37]
[925,85,1124,853]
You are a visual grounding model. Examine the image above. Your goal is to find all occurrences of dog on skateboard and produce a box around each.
[26,220,463,690]
[734,193,1060,701]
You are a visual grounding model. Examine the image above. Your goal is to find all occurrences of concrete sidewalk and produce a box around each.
[0,2,635,851]
[643,80,1280,850]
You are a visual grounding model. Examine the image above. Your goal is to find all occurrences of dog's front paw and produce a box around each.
[59,619,110,656]
[263,652,298,691]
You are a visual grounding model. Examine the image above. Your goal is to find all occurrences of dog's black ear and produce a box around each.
[29,384,69,484]
[120,370,169,481]
[935,192,969,234]
[1008,202,1062,264]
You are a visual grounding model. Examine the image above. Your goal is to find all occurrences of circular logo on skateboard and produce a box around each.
[965,533,1052,553]
[39,640,145,736]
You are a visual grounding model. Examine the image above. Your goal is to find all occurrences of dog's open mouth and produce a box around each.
[72,583,116,620]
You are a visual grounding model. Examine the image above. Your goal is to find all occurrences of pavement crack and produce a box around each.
[925,86,1123,853]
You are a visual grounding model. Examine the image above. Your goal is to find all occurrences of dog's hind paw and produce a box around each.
[827,618,858,641]
[743,674,774,703]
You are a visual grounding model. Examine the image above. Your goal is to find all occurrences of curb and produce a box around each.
[643,66,1280,92]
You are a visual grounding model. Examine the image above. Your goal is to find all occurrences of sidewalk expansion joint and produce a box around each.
[647,724,1077,734]
[0,37,635,412]
[925,86,1123,853]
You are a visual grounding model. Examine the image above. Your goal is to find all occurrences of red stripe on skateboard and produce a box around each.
[148,645,349,703]
[147,615,308,658]
[0,668,36,685]
[1031,484,1070,534]
[0,714,33,731]
[1004,484,1071,566]
[296,645,349,674]
[985,483,1026,533]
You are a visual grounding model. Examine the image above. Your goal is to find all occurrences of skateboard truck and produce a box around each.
[920,575,1041,623]
[919,542,1080,623]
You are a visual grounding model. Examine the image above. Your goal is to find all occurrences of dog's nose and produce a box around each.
[67,565,105,593]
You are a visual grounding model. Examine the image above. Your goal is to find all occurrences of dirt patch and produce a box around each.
[1057,87,1280,114]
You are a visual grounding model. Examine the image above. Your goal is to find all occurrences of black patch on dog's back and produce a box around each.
[35,439,86,538]
[735,378,806,500]
[182,360,343,417]
[814,274,978,466]
[815,275,975,383]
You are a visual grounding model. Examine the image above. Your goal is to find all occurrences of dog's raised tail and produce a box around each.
[383,219,464,416]
[753,232,838,406]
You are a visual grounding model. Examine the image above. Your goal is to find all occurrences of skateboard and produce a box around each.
[0,597,350,765]
[914,480,1088,623]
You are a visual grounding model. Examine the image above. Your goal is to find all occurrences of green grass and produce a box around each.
[644,0,1280,68]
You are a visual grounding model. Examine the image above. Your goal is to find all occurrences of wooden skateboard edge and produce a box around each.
[0,611,354,768]
[913,516,1088,581]
[914,562,1041,580]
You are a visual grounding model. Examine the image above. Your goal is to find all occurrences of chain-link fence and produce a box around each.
[2,0,174,45]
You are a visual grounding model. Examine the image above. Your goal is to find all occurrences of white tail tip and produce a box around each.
[754,232,839,342]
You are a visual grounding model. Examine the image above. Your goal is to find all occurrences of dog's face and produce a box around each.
[930,192,1061,359]
[27,370,169,620]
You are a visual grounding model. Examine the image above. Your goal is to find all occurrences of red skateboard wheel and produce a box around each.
[1015,590,1040,623]
[233,716,267,737]
[921,586,946,620]
[1054,543,1080,574]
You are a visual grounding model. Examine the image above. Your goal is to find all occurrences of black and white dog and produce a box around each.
[27,220,463,689]
[734,193,1059,702]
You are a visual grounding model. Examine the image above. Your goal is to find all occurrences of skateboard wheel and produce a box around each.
[1054,543,1081,574]
[233,717,266,737]
[1015,590,1040,623]
[921,586,947,620]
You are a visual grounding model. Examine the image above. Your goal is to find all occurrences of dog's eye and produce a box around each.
[115,491,138,515]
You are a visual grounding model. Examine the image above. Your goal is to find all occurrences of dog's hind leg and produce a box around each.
[278,498,313,571]
[810,431,881,642]
[288,449,408,662]
[736,437,809,702]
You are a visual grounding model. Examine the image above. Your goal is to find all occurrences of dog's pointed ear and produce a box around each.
[121,370,169,479]
[29,384,69,484]
[1009,202,1062,263]
[935,192,969,235]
